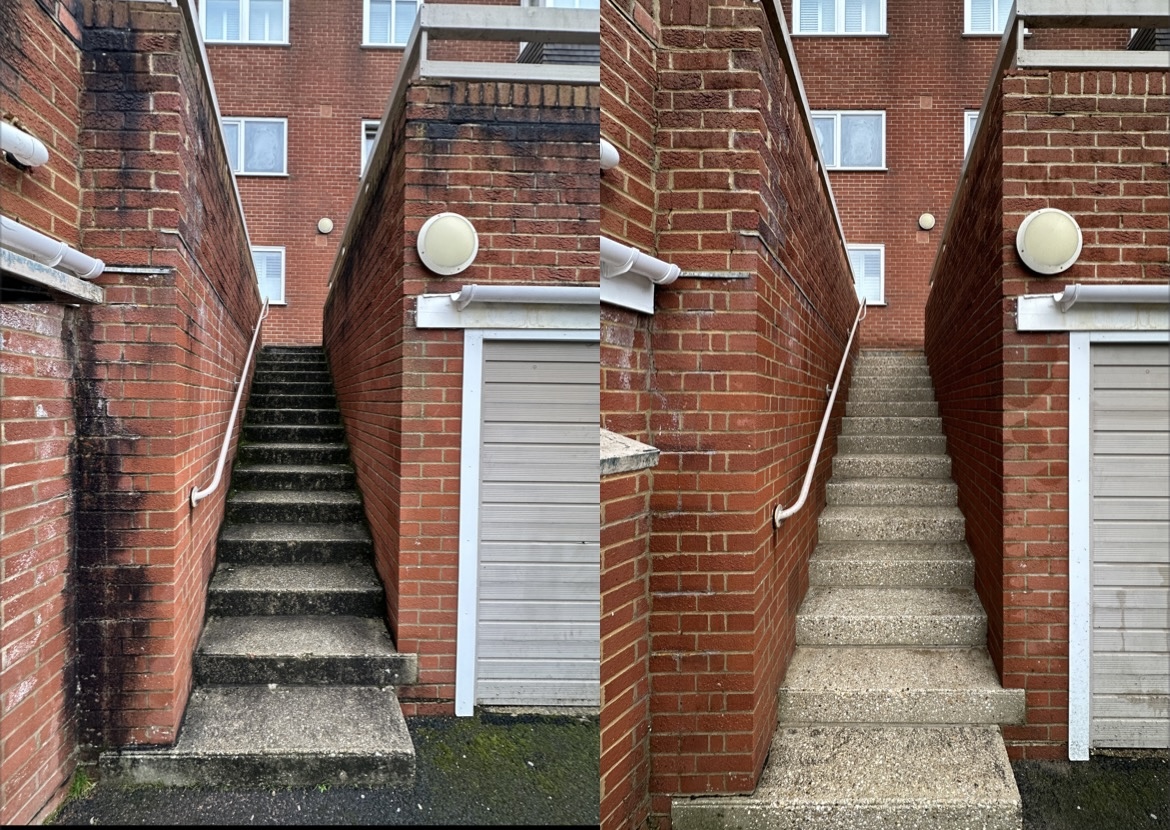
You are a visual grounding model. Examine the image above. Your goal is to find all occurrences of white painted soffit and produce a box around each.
[415,284,599,329]
[1016,284,1170,331]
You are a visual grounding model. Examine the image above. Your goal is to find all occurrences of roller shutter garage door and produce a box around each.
[475,340,599,706]
[1090,343,1170,748]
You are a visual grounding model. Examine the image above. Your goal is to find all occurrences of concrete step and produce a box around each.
[252,380,335,396]
[207,563,383,616]
[833,452,951,479]
[254,369,333,384]
[818,505,965,543]
[796,587,987,646]
[855,350,928,366]
[231,464,356,492]
[847,384,936,403]
[195,615,417,686]
[238,442,351,465]
[827,477,957,507]
[841,416,942,436]
[248,394,338,410]
[850,375,934,390]
[242,423,347,444]
[837,434,947,455]
[217,523,373,564]
[671,725,1021,830]
[845,400,938,417]
[226,490,365,524]
[246,408,340,426]
[101,685,414,788]
[778,646,1027,725]
[809,541,974,588]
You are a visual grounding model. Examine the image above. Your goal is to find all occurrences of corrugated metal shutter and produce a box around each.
[1090,343,1170,748]
[475,340,600,705]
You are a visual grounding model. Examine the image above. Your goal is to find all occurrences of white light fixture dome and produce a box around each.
[417,212,479,275]
[1016,208,1082,275]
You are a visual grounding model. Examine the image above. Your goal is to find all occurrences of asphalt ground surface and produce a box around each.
[1013,750,1169,830]
[50,711,600,826]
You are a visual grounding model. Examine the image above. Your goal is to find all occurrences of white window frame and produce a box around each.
[199,0,289,45]
[362,0,420,47]
[964,0,1010,35]
[221,117,288,176]
[792,0,886,36]
[811,110,887,171]
[847,244,885,306]
[251,245,286,305]
[361,120,380,176]
[964,110,980,158]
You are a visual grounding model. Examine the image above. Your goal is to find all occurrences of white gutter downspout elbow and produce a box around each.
[1,122,50,168]
[0,216,105,279]
[1056,283,1170,312]
[600,138,620,170]
[599,236,680,285]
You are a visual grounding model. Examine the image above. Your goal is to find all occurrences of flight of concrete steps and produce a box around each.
[104,346,416,787]
[674,350,1026,830]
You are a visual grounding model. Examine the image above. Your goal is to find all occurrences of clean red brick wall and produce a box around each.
[926,65,1169,760]
[324,79,599,713]
[601,466,654,830]
[601,0,859,821]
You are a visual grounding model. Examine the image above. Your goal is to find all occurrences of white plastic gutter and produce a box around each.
[450,283,600,310]
[600,138,620,170]
[1,122,50,168]
[0,215,105,279]
[599,235,680,285]
[1055,283,1170,312]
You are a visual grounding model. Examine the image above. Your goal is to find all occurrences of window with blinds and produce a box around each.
[794,0,883,34]
[848,245,884,305]
[365,0,420,46]
[966,0,1010,34]
[964,110,979,158]
[221,118,287,175]
[811,111,885,170]
[202,0,287,43]
[361,121,380,175]
[251,247,285,305]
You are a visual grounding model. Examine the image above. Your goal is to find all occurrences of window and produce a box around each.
[200,0,288,43]
[793,0,883,34]
[965,0,1010,34]
[540,0,601,7]
[221,117,287,175]
[364,0,419,46]
[811,111,885,170]
[848,245,884,305]
[361,121,380,175]
[964,110,979,157]
[252,247,285,304]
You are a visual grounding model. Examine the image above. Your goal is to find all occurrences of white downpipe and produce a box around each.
[1056,283,1170,312]
[600,138,620,170]
[191,298,271,508]
[450,283,600,310]
[600,235,680,285]
[0,216,105,279]
[774,298,867,528]
[1,122,50,168]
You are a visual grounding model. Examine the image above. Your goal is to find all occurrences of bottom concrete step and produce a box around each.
[101,685,414,788]
[671,725,1021,830]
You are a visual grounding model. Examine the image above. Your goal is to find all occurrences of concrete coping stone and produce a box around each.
[601,429,660,477]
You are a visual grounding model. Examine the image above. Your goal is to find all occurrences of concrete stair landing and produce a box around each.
[103,346,416,788]
[674,349,1024,830]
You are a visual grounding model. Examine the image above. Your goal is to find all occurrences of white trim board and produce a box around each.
[454,328,601,716]
[1067,329,1170,760]
[415,294,599,330]
[1016,294,1170,332]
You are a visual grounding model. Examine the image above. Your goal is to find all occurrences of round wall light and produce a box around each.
[317,217,334,234]
[417,212,479,275]
[918,213,936,231]
[1016,208,1082,275]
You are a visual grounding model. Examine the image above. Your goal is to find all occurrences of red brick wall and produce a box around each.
[926,65,1169,760]
[601,466,653,830]
[324,78,599,712]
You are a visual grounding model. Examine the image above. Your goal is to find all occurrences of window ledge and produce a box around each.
[205,40,291,46]
[361,43,408,50]
[235,172,291,178]
[826,167,889,173]
[791,32,889,37]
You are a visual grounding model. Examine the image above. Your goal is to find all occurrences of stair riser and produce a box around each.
[847,386,936,403]
[253,363,330,375]
[254,370,333,384]
[809,559,974,588]
[231,469,356,491]
[841,417,942,435]
[853,363,930,376]
[238,445,350,465]
[251,382,335,396]
[673,801,1019,830]
[102,754,414,790]
[226,501,365,524]
[207,590,383,617]
[796,615,987,646]
[833,455,952,478]
[248,394,337,410]
[819,515,966,543]
[216,538,372,565]
[243,424,346,443]
[194,655,416,687]
[837,434,947,454]
[246,409,340,426]
[845,401,939,417]
[827,481,957,507]
[779,690,1026,726]
[850,376,934,389]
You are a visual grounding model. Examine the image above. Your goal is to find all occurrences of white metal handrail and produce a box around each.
[191,298,270,507]
[773,297,866,528]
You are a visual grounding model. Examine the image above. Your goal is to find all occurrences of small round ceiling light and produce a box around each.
[1016,208,1082,275]
[317,217,334,234]
[918,213,936,231]
[417,212,479,276]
